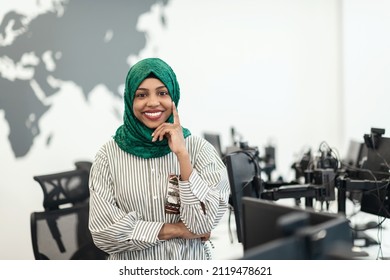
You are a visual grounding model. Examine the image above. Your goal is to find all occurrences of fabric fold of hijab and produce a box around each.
[114,58,191,158]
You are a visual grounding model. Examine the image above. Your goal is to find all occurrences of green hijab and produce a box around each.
[113,58,191,158]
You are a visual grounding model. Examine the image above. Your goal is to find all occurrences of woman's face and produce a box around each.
[133,77,173,129]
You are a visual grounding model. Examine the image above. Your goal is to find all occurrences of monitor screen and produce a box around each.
[224,151,260,242]
[343,139,365,168]
[203,133,223,157]
[241,197,353,259]
[361,136,390,180]
[359,133,390,217]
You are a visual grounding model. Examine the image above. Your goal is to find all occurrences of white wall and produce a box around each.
[342,0,390,149]
[152,0,343,180]
[0,0,389,260]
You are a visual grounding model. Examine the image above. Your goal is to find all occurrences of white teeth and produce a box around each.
[145,112,162,117]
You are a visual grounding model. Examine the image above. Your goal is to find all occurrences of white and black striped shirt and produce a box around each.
[88,135,230,260]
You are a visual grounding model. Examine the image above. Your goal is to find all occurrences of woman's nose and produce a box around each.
[146,95,159,106]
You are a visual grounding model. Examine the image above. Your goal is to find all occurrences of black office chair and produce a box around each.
[31,168,107,259]
[30,203,107,260]
[33,169,90,211]
[74,160,93,174]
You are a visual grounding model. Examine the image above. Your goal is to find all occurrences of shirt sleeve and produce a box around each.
[178,139,230,235]
[88,147,164,254]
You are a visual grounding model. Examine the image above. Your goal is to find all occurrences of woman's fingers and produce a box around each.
[172,102,180,125]
[151,102,181,142]
[152,123,171,142]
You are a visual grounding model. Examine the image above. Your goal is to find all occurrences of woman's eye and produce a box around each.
[135,93,146,98]
[159,91,169,96]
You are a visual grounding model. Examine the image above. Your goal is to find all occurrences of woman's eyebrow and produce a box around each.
[136,85,167,91]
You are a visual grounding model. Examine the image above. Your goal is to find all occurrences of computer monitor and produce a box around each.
[203,132,223,157]
[358,131,390,217]
[360,187,390,218]
[343,139,365,168]
[362,132,390,180]
[224,151,261,242]
[241,197,353,259]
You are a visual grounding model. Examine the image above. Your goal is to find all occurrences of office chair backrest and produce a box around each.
[30,202,107,260]
[74,161,93,173]
[33,169,90,210]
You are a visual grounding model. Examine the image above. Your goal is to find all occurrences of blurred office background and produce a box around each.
[1,0,389,259]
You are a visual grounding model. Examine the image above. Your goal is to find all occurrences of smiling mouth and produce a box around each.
[143,111,163,120]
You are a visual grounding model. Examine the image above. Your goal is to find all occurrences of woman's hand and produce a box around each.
[158,221,211,241]
[152,102,193,180]
[152,102,186,156]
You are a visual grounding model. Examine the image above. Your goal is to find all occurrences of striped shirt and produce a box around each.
[88,135,230,260]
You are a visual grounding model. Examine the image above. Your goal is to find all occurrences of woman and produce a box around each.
[88,58,230,260]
